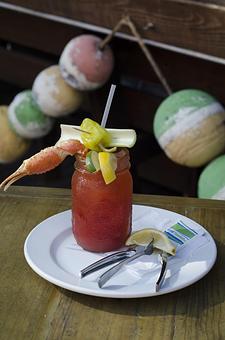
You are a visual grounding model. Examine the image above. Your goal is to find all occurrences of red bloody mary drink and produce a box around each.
[72,148,133,252]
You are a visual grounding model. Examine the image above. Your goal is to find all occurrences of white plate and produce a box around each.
[24,205,217,298]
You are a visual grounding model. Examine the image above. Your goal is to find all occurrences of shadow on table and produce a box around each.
[59,240,224,318]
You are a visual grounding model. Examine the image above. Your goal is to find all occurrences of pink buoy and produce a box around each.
[59,34,114,91]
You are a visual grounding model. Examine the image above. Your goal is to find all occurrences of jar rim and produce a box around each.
[75,148,131,173]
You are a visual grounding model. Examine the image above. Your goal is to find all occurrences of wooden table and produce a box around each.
[1,186,224,339]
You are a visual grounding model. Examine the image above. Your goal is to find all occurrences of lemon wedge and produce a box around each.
[98,152,117,184]
[126,228,176,256]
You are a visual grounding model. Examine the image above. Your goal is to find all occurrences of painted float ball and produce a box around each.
[198,154,225,200]
[0,106,30,163]
[8,90,54,139]
[59,34,114,90]
[153,89,225,167]
[32,65,83,117]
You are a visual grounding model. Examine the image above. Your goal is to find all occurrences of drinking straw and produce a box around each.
[101,84,116,127]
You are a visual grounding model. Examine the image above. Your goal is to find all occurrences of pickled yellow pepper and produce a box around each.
[80,118,111,151]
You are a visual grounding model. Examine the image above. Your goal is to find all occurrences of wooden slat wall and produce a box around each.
[2,0,225,60]
[1,6,225,98]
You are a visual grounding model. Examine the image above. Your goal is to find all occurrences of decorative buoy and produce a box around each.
[32,65,83,117]
[153,89,225,167]
[59,34,114,90]
[0,106,30,163]
[198,154,225,200]
[8,90,54,139]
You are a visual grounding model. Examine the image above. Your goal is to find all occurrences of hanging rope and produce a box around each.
[99,15,172,95]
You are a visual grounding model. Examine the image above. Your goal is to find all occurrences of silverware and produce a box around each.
[80,245,137,278]
[98,240,154,288]
[155,251,168,292]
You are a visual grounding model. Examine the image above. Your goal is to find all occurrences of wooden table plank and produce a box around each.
[0,186,224,339]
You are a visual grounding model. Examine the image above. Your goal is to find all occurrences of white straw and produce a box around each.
[101,84,116,127]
